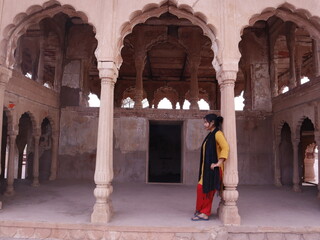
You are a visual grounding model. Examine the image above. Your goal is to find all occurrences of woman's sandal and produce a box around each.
[191,213,209,221]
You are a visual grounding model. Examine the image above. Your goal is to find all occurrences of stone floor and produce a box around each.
[0,180,319,239]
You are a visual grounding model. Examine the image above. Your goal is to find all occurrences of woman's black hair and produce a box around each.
[203,113,223,129]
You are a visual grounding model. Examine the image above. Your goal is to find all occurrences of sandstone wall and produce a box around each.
[58,107,98,180]
[58,108,274,185]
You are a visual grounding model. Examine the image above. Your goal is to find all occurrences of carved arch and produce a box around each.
[295,116,315,140]
[153,86,179,109]
[116,1,219,72]
[19,111,38,135]
[243,3,320,40]
[1,0,96,67]
[122,86,148,106]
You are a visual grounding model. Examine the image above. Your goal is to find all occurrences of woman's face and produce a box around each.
[204,119,214,130]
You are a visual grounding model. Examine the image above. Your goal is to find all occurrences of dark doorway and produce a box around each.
[279,123,293,185]
[148,122,182,183]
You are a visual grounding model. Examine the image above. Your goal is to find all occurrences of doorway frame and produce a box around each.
[146,120,184,184]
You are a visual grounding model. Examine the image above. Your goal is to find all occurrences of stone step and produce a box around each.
[1,221,320,240]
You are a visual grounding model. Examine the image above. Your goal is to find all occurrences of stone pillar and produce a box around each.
[0,67,12,204]
[270,57,279,97]
[218,70,241,225]
[172,100,177,110]
[54,49,63,92]
[5,132,17,196]
[274,134,282,187]
[292,138,301,192]
[188,54,201,110]
[49,131,59,180]
[318,146,320,198]
[243,65,252,111]
[312,39,320,78]
[0,67,12,155]
[179,97,184,110]
[37,35,45,84]
[295,47,303,86]
[134,53,145,109]
[209,83,217,110]
[91,61,117,223]
[315,132,320,198]
[32,133,40,187]
[286,24,297,89]
[13,38,23,71]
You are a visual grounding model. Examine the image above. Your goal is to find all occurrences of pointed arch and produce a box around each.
[295,116,316,139]
[19,111,38,135]
[41,115,56,134]
[275,120,291,138]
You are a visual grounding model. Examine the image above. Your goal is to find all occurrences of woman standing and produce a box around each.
[191,113,229,221]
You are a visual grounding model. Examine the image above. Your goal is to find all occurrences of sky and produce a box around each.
[88,92,245,110]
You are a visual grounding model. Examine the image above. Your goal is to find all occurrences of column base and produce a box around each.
[274,178,282,187]
[49,174,56,181]
[293,184,301,192]
[217,199,224,217]
[4,188,15,197]
[32,179,40,187]
[91,200,113,223]
[219,205,241,226]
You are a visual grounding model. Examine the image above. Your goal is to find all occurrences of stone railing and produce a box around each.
[5,71,59,109]
[272,77,320,113]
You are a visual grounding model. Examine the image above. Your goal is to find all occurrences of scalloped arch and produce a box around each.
[116,1,219,72]
[153,86,179,108]
[19,111,38,134]
[2,0,97,68]
[122,86,147,101]
[242,3,320,40]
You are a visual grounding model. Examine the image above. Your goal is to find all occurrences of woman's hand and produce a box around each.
[210,159,225,170]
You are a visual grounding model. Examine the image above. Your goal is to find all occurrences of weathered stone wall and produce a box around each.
[237,113,274,184]
[58,107,98,180]
[58,108,274,185]
[1,220,320,240]
[113,117,148,182]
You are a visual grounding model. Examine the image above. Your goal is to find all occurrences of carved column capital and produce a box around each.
[33,128,41,139]
[217,69,237,83]
[292,138,300,146]
[8,130,18,137]
[98,61,118,84]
